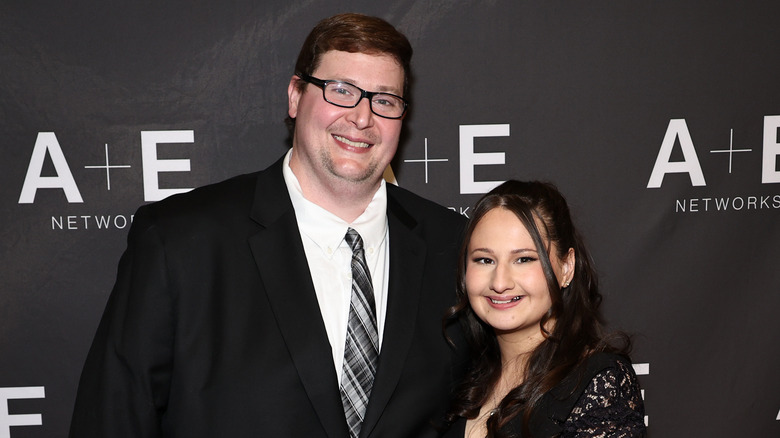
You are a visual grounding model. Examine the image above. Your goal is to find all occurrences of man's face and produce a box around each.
[287,50,404,194]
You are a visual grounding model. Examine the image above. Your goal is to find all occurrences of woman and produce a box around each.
[441,180,646,438]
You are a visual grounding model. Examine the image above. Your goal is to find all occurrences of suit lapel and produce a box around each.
[247,159,348,438]
[360,192,427,437]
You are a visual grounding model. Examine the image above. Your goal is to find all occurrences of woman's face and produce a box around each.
[465,207,573,341]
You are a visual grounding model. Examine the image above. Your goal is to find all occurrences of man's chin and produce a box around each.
[326,162,380,185]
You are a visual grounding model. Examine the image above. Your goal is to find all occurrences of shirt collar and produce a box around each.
[282,150,388,256]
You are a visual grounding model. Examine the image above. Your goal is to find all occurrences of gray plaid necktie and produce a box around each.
[341,228,379,438]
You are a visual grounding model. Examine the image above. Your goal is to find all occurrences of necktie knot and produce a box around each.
[345,227,364,253]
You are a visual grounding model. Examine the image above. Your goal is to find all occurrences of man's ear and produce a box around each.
[288,76,302,119]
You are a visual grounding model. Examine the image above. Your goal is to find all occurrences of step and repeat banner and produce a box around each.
[2,1,779,436]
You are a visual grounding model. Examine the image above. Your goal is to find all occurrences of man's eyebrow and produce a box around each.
[336,77,402,95]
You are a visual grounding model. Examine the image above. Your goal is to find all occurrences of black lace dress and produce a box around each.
[439,353,647,438]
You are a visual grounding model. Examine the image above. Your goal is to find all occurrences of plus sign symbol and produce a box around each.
[84,143,132,190]
[709,128,752,174]
[403,138,448,183]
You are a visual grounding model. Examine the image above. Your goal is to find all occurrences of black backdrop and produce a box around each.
[2,1,779,436]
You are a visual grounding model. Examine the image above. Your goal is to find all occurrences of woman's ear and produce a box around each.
[561,247,575,287]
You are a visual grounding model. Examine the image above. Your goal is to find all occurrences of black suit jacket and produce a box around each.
[69,157,467,438]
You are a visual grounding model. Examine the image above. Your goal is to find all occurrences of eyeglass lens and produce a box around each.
[323,82,405,118]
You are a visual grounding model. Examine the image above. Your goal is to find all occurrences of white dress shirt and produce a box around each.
[282,150,389,384]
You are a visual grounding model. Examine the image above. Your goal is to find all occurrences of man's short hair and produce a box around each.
[294,13,412,95]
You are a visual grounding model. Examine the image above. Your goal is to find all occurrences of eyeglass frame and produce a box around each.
[296,73,409,119]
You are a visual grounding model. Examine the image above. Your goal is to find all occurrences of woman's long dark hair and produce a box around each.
[443,180,630,437]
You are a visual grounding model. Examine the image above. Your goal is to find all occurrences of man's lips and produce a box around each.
[333,134,372,149]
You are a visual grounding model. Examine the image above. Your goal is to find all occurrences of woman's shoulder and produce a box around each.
[581,352,635,379]
[546,352,634,402]
[576,351,643,402]
[564,351,644,416]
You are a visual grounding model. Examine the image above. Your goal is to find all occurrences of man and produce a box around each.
[69,13,466,438]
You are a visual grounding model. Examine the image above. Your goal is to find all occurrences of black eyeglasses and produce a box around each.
[298,73,408,119]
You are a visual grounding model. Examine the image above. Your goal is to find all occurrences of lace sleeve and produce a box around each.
[561,360,647,438]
